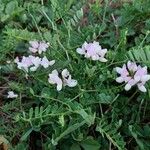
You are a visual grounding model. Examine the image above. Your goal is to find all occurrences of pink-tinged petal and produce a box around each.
[116,67,122,74]
[127,61,137,72]
[66,79,77,87]
[41,56,50,68]
[29,47,38,53]
[76,48,85,55]
[141,75,150,82]
[125,84,132,91]
[99,57,108,62]
[134,75,141,82]
[137,84,147,92]
[128,79,137,86]
[116,77,124,83]
[29,41,39,49]
[38,42,49,54]
[124,76,131,82]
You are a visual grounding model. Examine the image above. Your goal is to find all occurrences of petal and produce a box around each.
[49,60,55,66]
[76,48,85,55]
[29,41,39,48]
[62,69,70,78]
[30,66,38,71]
[52,70,58,76]
[138,84,147,92]
[141,75,150,82]
[99,57,107,62]
[57,83,62,91]
[41,56,49,68]
[67,79,77,87]
[29,47,38,53]
[116,67,122,74]
[116,77,124,83]
[134,75,141,82]
[125,84,132,91]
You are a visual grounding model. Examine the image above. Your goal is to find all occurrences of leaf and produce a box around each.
[76,109,95,126]
[70,144,81,150]
[5,1,18,15]
[20,128,33,141]
[52,121,86,146]
[80,138,100,150]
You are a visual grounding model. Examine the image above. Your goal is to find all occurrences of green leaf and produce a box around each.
[5,1,18,15]
[70,144,81,150]
[80,138,100,150]
[20,128,33,141]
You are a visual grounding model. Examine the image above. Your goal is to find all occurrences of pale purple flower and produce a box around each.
[48,70,63,91]
[61,69,77,87]
[48,69,77,91]
[15,56,33,72]
[29,40,49,54]
[41,56,55,68]
[29,56,41,71]
[76,41,107,62]
[7,91,18,98]
[116,61,150,92]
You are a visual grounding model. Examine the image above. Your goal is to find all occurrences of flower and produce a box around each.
[7,91,18,98]
[15,56,33,72]
[29,56,41,71]
[116,61,150,92]
[29,40,49,54]
[62,69,77,87]
[15,55,55,72]
[41,56,55,68]
[76,41,107,62]
[48,69,77,91]
[48,70,63,91]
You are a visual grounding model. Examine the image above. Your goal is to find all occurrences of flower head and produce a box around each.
[62,69,77,87]
[15,55,55,72]
[76,41,107,62]
[116,61,150,92]
[7,91,18,98]
[29,40,49,54]
[48,69,77,91]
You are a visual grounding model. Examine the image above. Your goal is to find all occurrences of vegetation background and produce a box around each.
[0,0,150,149]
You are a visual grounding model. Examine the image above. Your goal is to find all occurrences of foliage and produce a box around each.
[0,0,150,149]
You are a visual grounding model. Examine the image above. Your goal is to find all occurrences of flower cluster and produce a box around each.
[76,41,107,62]
[7,91,18,98]
[116,61,150,92]
[29,40,49,54]
[15,56,55,72]
[13,39,150,93]
[48,69,77,91]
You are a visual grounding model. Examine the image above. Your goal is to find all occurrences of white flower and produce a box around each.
[7,91,18,98]
[61,69,77,87]
[48,69,77,91]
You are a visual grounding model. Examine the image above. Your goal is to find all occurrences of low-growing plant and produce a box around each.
[0,0,150,150]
